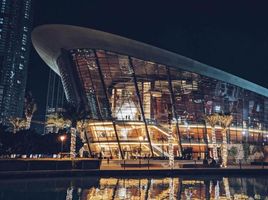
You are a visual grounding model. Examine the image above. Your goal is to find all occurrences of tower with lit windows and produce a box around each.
[0,0,33,122]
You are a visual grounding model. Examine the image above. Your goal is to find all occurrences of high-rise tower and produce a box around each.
[0,0,33,122]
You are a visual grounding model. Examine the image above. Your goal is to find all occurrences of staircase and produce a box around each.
[148,122,170,137]
[152,144,169,157]
[142,143,169,157]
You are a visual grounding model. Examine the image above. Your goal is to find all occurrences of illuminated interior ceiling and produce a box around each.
[32,25,268,97]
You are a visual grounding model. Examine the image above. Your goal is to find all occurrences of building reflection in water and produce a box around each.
[73,177,268,200]
[0,176,267,199]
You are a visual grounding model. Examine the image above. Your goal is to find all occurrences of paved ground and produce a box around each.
[100,159,268,170]
[0,159,267,179]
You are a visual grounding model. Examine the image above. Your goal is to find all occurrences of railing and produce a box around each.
[100,158,268,170]
[227,159,268,169]
[0,158,101,171]
[102,158,208,170]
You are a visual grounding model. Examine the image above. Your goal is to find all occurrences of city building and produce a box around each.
[32,24,268,160]
[44,69,66,134]
[0,0,33,122]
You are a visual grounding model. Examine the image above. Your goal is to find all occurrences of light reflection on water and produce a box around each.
[0,176,267,200]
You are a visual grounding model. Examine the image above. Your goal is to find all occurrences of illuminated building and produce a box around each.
[0,0,33,122]
[32,25,268,159]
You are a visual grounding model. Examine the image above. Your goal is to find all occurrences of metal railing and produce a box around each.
[100,157,268,170]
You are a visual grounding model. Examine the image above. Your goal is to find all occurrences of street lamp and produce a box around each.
[59,135,66,153]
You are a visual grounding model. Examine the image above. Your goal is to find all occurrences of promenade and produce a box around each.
[0,158,267,179]
[100,159,268,170]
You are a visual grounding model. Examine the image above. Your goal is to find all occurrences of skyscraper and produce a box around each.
[0,0,33,122]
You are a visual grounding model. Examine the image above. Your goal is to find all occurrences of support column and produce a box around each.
[242,96,249,142]
[128,57,154,157]
[83,128,93,157]
[112,179,119,200]
[70,127,76,158]
[166,67,183,157]
[168,125,174,168]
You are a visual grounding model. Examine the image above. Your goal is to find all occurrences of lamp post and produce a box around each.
[60,135,66,153]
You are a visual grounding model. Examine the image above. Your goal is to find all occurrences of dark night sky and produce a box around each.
[27,1,268,124]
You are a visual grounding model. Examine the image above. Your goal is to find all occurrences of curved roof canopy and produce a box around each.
[32,24,268,97]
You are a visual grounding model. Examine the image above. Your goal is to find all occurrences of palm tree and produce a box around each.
[168,124,174,168]
[24,92,37,129]
[61,103,89,159]
[46,114,71,132]
[9,117,27,134]
[205,113,219,160]
[76,119,92,157]
[218,114,233,167]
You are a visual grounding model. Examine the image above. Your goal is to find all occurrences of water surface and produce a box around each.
[0,175,267,199]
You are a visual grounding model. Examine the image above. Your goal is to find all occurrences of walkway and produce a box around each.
[100,159,268,170]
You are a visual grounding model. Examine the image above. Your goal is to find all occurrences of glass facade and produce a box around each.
[56,48,268,159]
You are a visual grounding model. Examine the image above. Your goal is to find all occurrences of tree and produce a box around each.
[0,123,82,156]
[218,114,233,167]
[46,114,71,132]
[9,117,27,134]
[205,113,219,160]
[76,120,92,157]
[24,92,37,129]
[60,103,89,158]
